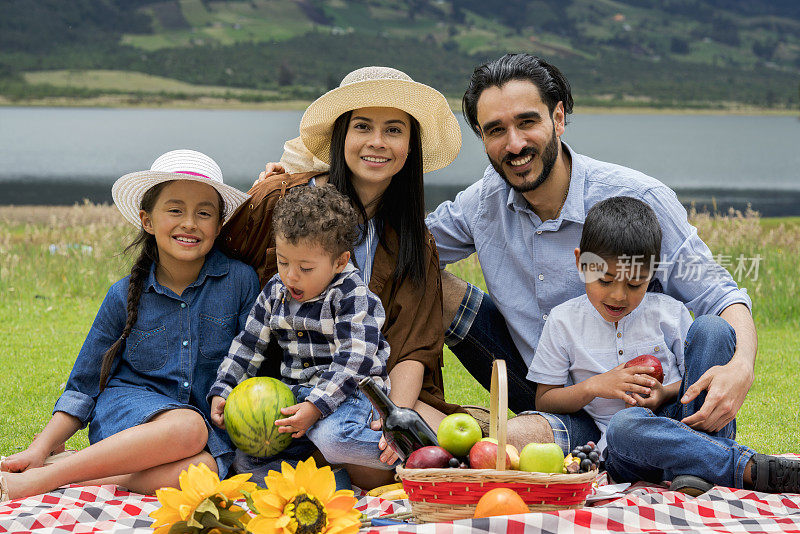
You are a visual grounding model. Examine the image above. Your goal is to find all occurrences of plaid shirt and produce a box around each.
[209,263,390,418]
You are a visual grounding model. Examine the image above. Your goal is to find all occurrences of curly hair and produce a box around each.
[273,184,358,258]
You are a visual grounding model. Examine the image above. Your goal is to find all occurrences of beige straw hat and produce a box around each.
[300,66,461,173]
[280,136,330,174]
[112,149,249,227]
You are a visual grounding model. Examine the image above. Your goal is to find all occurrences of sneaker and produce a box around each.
[671,475,713,496]
[750,453,800,494]
[462,405,491,437]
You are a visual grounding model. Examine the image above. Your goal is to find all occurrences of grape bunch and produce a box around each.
[563,441,600,474]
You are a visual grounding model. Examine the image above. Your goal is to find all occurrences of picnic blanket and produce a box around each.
[3,479,800,533]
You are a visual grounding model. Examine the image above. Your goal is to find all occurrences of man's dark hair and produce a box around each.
[462,53,574,137]
[580,196,662,270]
[273,184,358,258]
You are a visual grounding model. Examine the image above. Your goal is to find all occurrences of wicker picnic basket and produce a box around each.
[396,360,596,523]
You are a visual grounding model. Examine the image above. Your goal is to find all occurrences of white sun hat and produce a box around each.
[299,66,461,174]
[112,149,249,226]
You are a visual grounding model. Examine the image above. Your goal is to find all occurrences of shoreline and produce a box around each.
[1,95,796,116]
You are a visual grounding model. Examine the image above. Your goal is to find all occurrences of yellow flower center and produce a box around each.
[287,494,327,534]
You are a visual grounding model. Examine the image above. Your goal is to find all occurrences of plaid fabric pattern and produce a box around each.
[209,263,390,418]
[4,468,800,533]
[0,484,159,533]
[444,282,484,346]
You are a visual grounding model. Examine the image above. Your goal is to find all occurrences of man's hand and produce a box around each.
[587,363,656,406]
[680,360,754,432]
[253,162,285,186]
[370,419,399,465]
[275,401,321,438]
[210,396,226,429]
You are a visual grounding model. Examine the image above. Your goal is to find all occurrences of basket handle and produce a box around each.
[489,359,508,470]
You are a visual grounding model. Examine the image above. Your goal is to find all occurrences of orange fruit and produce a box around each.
[473,488,529,518]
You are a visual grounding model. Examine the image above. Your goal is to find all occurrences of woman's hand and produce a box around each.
[275,401,321,438]
[210,396,226,429]
[253,162,286,186]
[370,419,399,465]
[1,448,47,473]
[587,363,656,406]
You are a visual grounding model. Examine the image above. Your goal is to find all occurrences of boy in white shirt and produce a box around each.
[529,196,800,494]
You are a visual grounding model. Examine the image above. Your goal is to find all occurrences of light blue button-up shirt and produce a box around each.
[426,143,751,368]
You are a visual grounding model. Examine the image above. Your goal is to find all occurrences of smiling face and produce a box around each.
[140,179,222,270]
[476,80,564,193]
[275,235,349,303]
[577,250,651,324]
[343,106,412,196]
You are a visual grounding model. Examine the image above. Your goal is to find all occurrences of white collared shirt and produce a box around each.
[528,292,693,453]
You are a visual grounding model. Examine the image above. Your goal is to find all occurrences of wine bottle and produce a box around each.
[358,376,439,461]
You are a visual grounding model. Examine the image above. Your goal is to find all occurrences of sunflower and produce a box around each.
[150,462,257,534]
[246,457,361,534]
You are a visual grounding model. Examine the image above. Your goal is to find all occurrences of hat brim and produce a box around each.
[299,79,461,174]
[112,170,250,227]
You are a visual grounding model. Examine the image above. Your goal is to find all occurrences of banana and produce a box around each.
[366,482,404,497]
[378,488,409,501]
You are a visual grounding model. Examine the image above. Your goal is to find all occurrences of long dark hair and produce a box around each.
[98,180,225,390]
[327,110,427,287]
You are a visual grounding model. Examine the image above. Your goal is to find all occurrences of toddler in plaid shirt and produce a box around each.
[209,185,394,469]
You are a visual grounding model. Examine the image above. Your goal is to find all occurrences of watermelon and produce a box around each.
[224,377,296,457]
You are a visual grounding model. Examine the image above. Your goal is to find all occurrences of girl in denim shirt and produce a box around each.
[0,150,259,501]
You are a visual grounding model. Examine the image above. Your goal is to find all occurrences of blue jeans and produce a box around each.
[604,315,756,488]
[232,386,394,485]
[446,289,538,414]
[447,289,600,452]
[304,387,396,470]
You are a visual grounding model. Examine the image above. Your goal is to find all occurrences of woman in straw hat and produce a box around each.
[217,66,467,488]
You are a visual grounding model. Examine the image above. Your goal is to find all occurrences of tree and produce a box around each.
[278,60,294,86]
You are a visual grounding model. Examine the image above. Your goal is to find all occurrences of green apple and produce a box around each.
[437,413,482,457]
[518,442,564,473]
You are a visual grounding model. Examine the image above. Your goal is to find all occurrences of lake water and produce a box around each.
[1,107,799,215]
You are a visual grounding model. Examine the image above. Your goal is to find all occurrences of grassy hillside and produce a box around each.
[1,0,798,108]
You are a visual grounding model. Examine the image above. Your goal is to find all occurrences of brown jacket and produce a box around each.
[217,172,462,416]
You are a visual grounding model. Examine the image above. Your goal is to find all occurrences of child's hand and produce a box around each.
[631,379,668,410]
[370,419,399,465]
[275,401,321,438]
[210,396,226,429]
[588,363,657,406]
[1,448,47,473]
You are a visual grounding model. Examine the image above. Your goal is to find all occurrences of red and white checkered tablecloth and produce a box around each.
[2,480,800,533]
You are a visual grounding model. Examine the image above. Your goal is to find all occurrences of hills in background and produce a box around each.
[1,0,798,108]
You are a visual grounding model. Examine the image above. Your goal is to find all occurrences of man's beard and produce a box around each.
[490,125,559,194]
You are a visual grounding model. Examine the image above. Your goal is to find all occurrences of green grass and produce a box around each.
[22,70,279,98]
[0,207,798,458]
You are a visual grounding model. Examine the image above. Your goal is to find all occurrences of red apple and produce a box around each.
[469,440,511,470]
[624,354,664,383]
[405,446,454,469]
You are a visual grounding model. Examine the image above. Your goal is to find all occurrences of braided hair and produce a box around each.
[98,180,225,390]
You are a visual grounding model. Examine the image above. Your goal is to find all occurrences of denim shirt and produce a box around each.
[54,248,260,427]
[426,142,751,368]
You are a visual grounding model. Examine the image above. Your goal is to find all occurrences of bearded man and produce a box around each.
[425,53,756,452]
